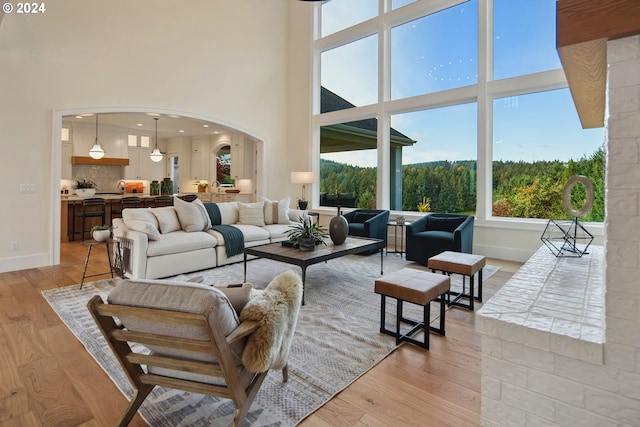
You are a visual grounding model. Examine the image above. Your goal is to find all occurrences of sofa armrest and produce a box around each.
[287,208,308,223]
[113,218,149,279]
[364,210,390,240]
[453,215,474,253]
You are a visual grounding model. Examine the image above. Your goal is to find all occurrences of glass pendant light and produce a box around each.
[89,114,106,159]
[150,117,163,162]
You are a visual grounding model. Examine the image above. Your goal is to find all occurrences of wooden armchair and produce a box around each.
[87,270,303,427]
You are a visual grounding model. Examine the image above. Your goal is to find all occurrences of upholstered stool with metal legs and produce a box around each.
[375,268,450,349]
[72,197,106,241]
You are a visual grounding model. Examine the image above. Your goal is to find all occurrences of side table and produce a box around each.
[386,221,411,258]
[80,239,125,289]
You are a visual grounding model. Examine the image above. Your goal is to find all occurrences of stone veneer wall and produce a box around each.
[602,34,640,424]
[476,35,640,427]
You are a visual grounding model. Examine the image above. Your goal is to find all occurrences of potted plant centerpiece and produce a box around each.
[197,182,209,193]
[285,216,328,251]
[75,179,97,197]
[91,225,111,242]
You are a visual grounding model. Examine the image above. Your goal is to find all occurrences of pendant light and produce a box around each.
[89,114,106,159]
[149,117,163,162]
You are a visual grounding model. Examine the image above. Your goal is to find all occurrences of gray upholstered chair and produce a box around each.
[87,270,303,427]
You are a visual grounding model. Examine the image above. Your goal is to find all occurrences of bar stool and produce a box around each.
[153,195,173,207]
[72,198,106,242]
[110,196,141,222]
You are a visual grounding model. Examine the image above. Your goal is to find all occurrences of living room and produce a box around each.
[1,1,639,426]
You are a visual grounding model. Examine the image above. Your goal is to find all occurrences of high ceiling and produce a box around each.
[62,112,233,139]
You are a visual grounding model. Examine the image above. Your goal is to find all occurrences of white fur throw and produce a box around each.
[238,270,303,372]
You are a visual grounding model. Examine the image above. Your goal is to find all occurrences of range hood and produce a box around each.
[72,156,130,166]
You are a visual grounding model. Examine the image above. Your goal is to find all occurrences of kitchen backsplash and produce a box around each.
[72,165,124,193]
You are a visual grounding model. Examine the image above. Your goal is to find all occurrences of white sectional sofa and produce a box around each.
[112,196,306,279]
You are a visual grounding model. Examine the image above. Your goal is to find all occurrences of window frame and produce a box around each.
[311,0,603,227]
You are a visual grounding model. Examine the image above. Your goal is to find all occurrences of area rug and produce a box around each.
[42,254,498,427]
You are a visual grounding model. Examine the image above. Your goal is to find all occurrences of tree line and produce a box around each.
[320,145,605,222]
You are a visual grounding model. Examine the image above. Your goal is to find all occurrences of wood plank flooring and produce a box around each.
[0,242,518,426]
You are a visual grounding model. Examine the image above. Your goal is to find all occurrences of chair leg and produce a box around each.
[282,364,289,382]
[117,384,154,427]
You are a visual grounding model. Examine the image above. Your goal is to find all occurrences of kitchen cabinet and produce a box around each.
[191,137,209,180]
[71,123,127,158]
[61,142,73,179]
[125,147,164,180]
[230,137,254,180]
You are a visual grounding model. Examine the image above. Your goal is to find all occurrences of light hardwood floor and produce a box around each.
[0,242,520,427]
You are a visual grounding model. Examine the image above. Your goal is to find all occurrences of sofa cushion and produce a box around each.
[173,196,210,232]
[426,216,465,233]
[259,196,290,225]
[210,224,270,244]
[152,207,181,233]
[238,202,266,227]
[123,208,159,230]
[146,230,217,257]
[217,202,239,225]
[126,219,161,241]
[262,223,291,240]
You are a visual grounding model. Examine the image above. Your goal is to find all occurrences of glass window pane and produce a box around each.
[392,0,416,9]
[391,103,477,213]
[492,89,604,221]
[140,135,150,148]
[128,135,137,147]
[391,1,477,100]
[321,0,378,37]
[493,0,561,80]
[320,120,378,209]
[321,35,378,109]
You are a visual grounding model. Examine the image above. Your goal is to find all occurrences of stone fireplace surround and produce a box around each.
[477,35,640,427]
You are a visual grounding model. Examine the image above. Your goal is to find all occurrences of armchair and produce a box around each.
[405,213,474,265]
[342,209,390,248]
[87,270,303,427]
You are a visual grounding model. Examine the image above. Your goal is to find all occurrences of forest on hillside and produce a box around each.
[319,146,605,222]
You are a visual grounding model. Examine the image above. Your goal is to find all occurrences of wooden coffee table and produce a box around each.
[244,237,385,304]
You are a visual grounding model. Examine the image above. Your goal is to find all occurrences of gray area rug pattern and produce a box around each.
[42,253,497,427]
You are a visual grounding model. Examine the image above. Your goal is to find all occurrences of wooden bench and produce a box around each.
[374,268,450,349]
[428,251,486,311]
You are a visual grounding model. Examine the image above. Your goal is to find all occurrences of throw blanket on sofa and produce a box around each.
[203,202,245,258]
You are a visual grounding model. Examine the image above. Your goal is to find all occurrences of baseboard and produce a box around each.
[0,252,51,274]
[474,244,533,263]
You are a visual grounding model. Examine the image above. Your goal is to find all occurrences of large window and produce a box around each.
[314,0,605,222]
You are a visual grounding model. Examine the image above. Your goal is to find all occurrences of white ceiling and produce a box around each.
[62,112,233,139]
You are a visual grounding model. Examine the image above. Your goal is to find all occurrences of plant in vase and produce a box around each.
[91,225,111,242]
[197,182,209,193]
[75,179,97,197]
[285,216,328,251]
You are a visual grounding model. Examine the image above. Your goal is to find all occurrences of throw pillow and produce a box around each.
[173,196,208,232]
[259,196,290,224]
[125,219,161,241]
[238,201,266,227]
[152,207,181,234]
[122,208,159,229]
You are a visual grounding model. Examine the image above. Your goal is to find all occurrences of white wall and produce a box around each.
[0,0,293,272]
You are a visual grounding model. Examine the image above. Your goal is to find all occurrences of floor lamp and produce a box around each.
[291,171,318,210]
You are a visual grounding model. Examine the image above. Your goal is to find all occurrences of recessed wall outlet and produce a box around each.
[10,241,19,251]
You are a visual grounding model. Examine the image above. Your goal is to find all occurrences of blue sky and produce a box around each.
[319,0,605,168]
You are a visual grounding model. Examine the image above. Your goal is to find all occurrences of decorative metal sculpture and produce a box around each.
[541,175,594,257]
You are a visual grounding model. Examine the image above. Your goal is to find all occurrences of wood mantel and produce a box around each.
[557,0,640,129]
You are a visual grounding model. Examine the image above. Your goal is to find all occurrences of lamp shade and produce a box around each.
[291,171,319,184]
[89,114,105,159]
